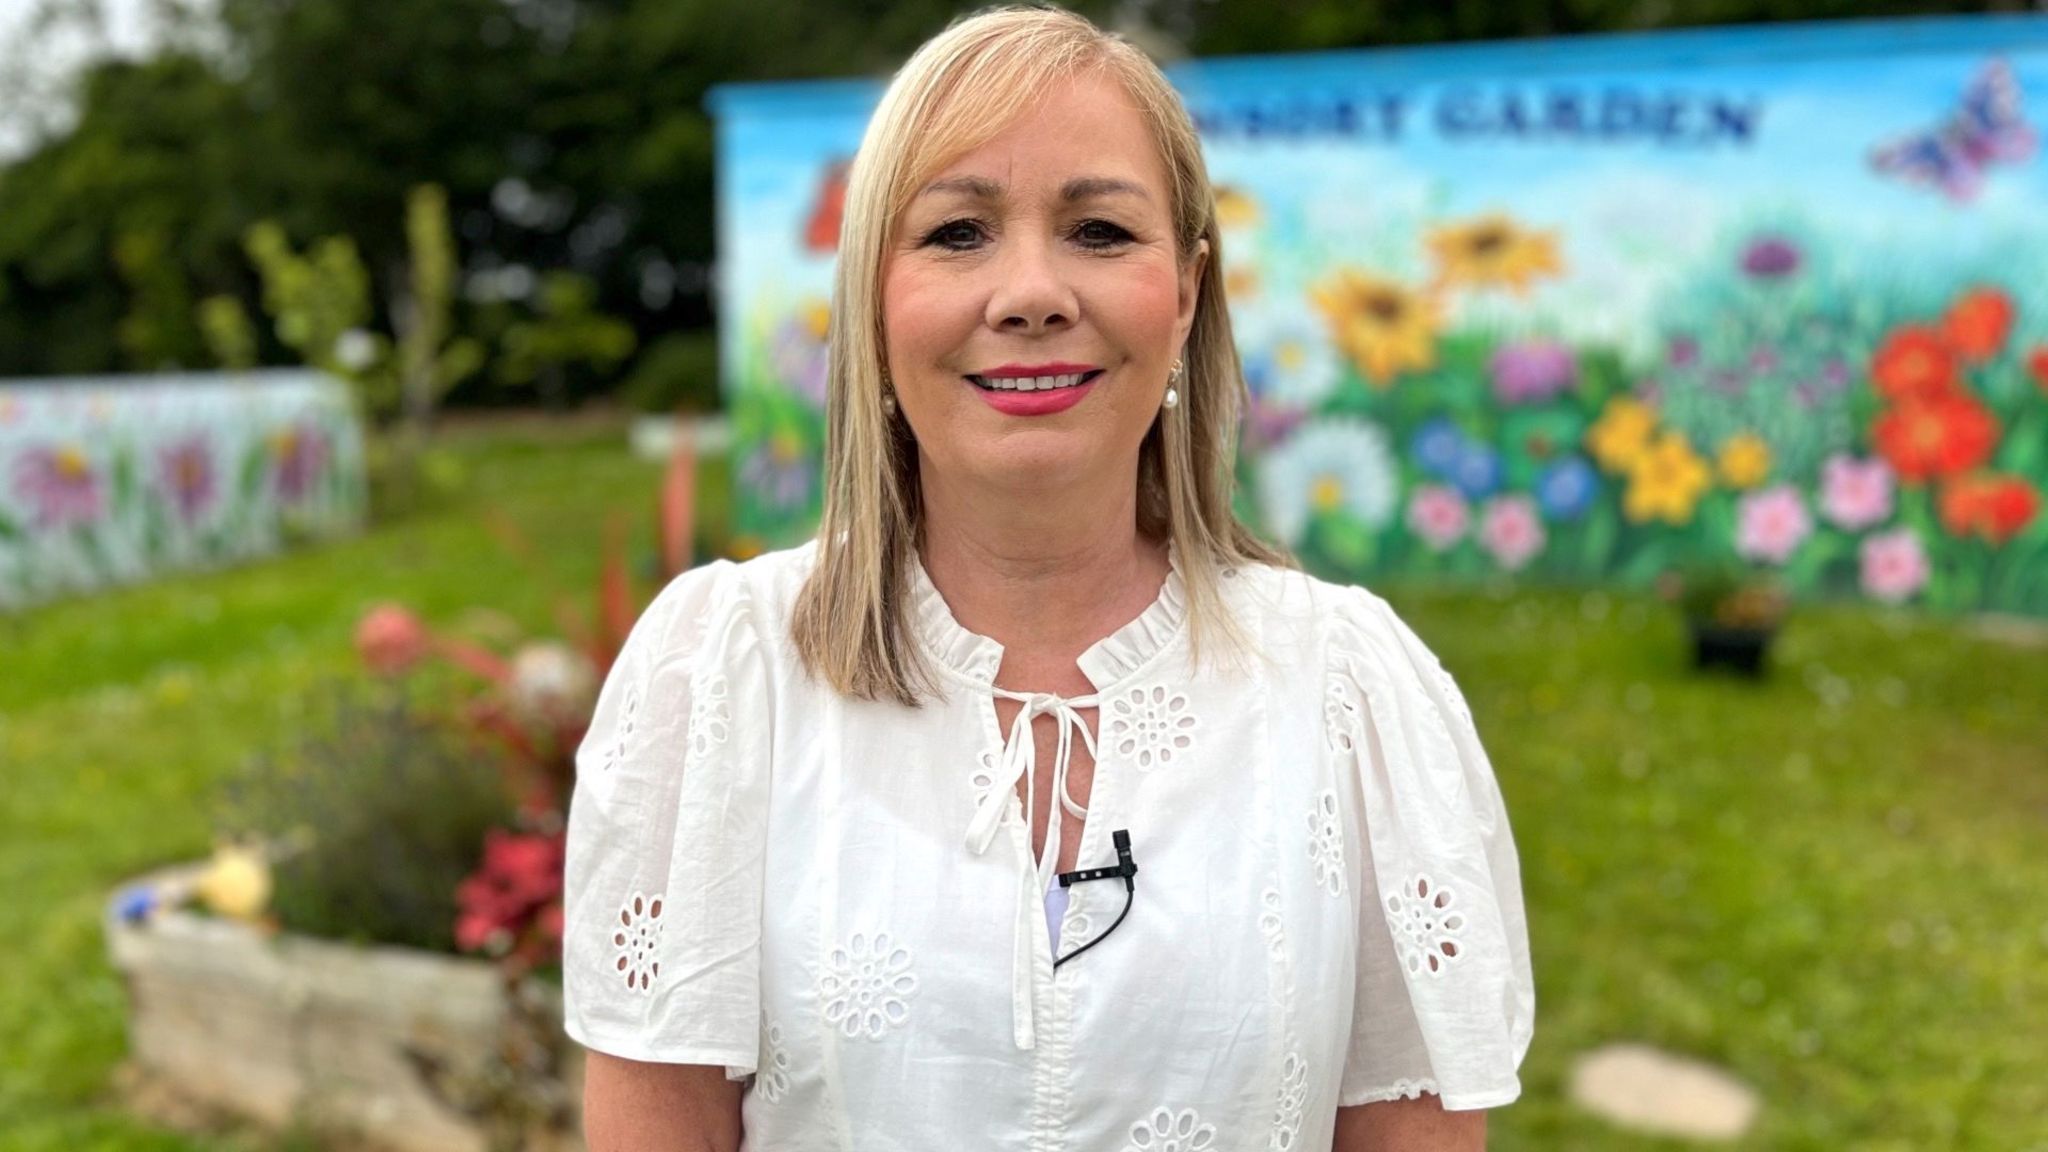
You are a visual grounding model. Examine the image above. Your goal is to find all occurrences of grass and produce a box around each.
[3,419,2044,1150]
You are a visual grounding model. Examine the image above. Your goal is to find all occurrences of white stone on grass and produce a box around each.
[1569,1043,1760,1141]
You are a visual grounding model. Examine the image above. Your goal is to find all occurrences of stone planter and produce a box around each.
[105,865,583,1152]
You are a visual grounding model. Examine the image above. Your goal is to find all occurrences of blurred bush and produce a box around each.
[218,679,513,952]
[622,330,721,415]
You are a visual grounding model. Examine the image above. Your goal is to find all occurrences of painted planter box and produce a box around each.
[105,867,584,1152]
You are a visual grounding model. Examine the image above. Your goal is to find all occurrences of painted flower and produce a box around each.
[739,429,816,513]
[269,424,329,504]
[1214,185,1260,230]
[1819,454,1895,531]
[1244,395,1309,454]
[1405,484,1469,552]
[1536,455,1597,521]
[1310,270,1441,387]
[1586,396,1659,473]
[1714,433,1772,490]
[2029,345,2048,395]
[1665,334,1701,367]
[1410,417,1467,479]
[1735,485,1813,565]
[1939,286,2014,364]
[1447,440,1504,502]
[1256,419,1398,545]
[1487,339,1577,405]
[1869,326,1960,404]
[1478,495,1546,571]
[1237,308,1340,409]
[1425,213,1563,294]
[771,301,831,409]
[1738,235,1801,279]
[1859,528,1930,604]
[1872,394,1997,484]
[1622,431,1711,526]
[157,435,217,524]
[11,443,102,530]
[1938,473,2042,545]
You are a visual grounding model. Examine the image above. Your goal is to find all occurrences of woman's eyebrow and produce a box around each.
[1061,176,1149,203]
[914,175,1150,203]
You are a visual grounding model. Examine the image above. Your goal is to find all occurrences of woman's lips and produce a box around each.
[964,368,1104,417]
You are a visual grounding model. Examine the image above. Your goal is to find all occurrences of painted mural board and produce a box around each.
[0,370,367,613]
[710,16,2048,615]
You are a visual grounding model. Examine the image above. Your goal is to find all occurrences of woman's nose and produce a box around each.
[984,236,1078,334]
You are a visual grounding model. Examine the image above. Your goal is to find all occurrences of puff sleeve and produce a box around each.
[1324,587,1535,1111]
[562,560,772,1078]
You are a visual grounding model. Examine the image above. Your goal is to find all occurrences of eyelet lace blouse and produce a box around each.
[563,540,1535,1150]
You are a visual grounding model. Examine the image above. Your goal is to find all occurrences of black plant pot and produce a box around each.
[1688,620,1776,677]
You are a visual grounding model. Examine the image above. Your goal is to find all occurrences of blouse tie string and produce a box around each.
[964,686,1099,1051]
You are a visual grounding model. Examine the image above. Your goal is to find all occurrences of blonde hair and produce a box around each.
[791,4,1290,705]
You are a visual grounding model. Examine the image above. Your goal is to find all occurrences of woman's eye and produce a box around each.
[923,220,986,250]
[1073,219,1134,248]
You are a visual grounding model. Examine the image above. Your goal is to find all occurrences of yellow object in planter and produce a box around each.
[195,842,272,922]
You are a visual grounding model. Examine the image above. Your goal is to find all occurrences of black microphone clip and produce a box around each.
[1056,829,1138,888]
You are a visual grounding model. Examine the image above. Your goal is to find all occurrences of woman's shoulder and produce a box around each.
[632,540,818,664]
[1223,559,1402,646]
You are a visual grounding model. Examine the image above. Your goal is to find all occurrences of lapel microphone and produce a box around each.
[1052,829,1138,969]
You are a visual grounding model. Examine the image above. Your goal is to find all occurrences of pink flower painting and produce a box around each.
[12,444,103,531]
[1406,484,1470,552]
[1819,454,1895,531]
[1478,494,1546,571]
[1735,484,1813,565]
[1859,528,1930,604]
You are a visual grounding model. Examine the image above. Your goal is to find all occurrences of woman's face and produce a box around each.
[882,73,1206,505]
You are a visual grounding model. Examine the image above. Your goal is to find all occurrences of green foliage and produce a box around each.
[197,293,259,371]
[621,330,720,414]
[396,184,486,425]
[242,219,389,411]
[112,228,205,371]
[491,272,637,407]
[217,678,514,952]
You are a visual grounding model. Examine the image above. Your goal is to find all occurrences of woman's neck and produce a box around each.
[918,480,1168,680]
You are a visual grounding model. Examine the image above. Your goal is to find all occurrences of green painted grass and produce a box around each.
[2,422,2043,1150]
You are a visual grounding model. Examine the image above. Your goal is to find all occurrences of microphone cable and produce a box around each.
[1051,829,1137,970]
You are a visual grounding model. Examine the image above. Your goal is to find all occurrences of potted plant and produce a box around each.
[1666,563,1790,677]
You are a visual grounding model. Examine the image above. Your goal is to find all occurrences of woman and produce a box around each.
[565,7,1533,1150]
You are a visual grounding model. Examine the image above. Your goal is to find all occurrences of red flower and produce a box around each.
[455,828,565,964]
[355,604,430,676]
[2029,346,2048,395]
[1869,326,1961,404]
[1939,473,2042,545]
[1872,394,1998,484]
[1939,287,2015,364]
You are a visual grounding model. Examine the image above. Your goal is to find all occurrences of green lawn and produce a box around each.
[3,421,2044,1150]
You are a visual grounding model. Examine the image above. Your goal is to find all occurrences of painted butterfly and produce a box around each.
[1870,58,2037,203]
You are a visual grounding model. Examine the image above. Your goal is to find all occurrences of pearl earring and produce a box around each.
[882,391,897,417]
[1163,359,1183,410]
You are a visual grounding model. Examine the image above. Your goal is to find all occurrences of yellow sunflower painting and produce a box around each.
[1585,395,1659,473]
[1309,270,1442,388]
[1623,431,1713,525]
[1214,185,1261,230]
[1426,213,1564,294]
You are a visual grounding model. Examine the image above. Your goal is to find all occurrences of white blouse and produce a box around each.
[563,540,1535,1150]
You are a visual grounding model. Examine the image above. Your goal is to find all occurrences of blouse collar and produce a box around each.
[907,538,1188,692]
